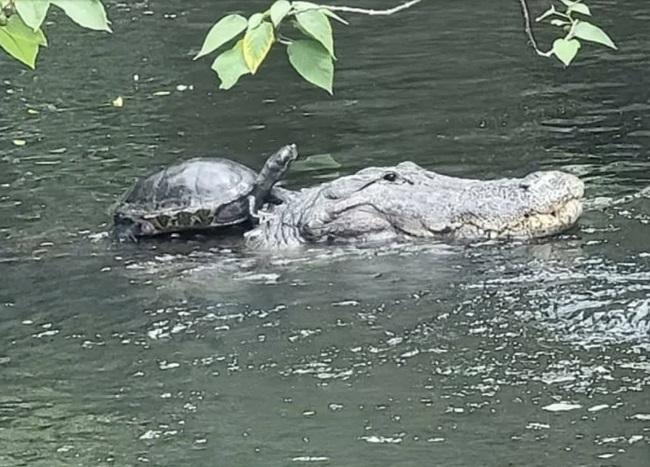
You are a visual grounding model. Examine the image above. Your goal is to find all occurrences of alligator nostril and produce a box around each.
[520,183,530,191]
[551,211,557,217]
[523,213,530,219]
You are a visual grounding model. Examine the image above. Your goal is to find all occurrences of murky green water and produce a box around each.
[1,1,649,466]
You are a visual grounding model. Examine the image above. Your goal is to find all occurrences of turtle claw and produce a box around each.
[113,218,154,243]
[253,209,275,224]
[114,225,139,243]
[248,195,275,224]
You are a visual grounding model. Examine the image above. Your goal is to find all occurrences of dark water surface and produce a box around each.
[1,1,649,466]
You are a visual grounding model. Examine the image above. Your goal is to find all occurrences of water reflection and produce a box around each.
[1,0,649,465]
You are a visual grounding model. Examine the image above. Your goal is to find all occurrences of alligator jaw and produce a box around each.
[450,197,584,240]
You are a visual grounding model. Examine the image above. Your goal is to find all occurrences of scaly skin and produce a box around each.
[245,161,584,249]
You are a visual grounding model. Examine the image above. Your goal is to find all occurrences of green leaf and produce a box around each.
[322,10,348,25]
[242,20,274,74]
[212,40,250,90]
[51,0,111,32]
[550,19,569,26]
[292,1,319,11]
[15,0,51,31]
[248,12,264,30]
[287,39,333,94]
[292,1,349,25]
[292,153,341,172]
[194,14,247,60]
[560,0,577,6]
[295,9,334,58]
[552,38,581,66]
[567,3,591,16]
[2,11,47,45]
[270,0,291,27]
[0,14,46,68]
[572,20,617,49]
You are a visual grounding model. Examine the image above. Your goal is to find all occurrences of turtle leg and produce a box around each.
[114,222,140,243]
[114,219,156,242]
[248,195,274,224]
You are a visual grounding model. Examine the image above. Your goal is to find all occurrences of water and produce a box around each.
[1,0,649,465]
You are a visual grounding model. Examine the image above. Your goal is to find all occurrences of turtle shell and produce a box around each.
[115,158,258,235]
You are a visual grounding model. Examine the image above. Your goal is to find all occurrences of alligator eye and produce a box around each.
[383,172,398,182]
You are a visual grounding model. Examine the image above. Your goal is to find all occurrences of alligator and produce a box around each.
[244,161,584,249]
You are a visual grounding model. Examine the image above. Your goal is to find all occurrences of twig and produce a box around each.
[319,0,423,16]
[518,0,552,56]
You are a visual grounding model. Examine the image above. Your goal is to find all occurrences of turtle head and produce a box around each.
[266,144,298,176]
[254,144,298,196]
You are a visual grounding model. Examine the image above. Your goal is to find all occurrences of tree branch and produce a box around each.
[518,0,552,57]
[302,0,554,60]
[319,0,423,16]
[314,0,552,60]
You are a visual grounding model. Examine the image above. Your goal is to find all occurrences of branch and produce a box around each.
[518,0,552,57]
[319,0,423,16]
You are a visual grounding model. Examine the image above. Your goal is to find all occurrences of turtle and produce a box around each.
[113,144,298,241]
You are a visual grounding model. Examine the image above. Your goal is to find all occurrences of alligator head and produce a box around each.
[245,161,584,249]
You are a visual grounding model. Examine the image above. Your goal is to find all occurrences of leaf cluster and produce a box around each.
[195,0,343,94]
[0,0,620,95]
[0,0,110,68]
[536,0,616,66]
